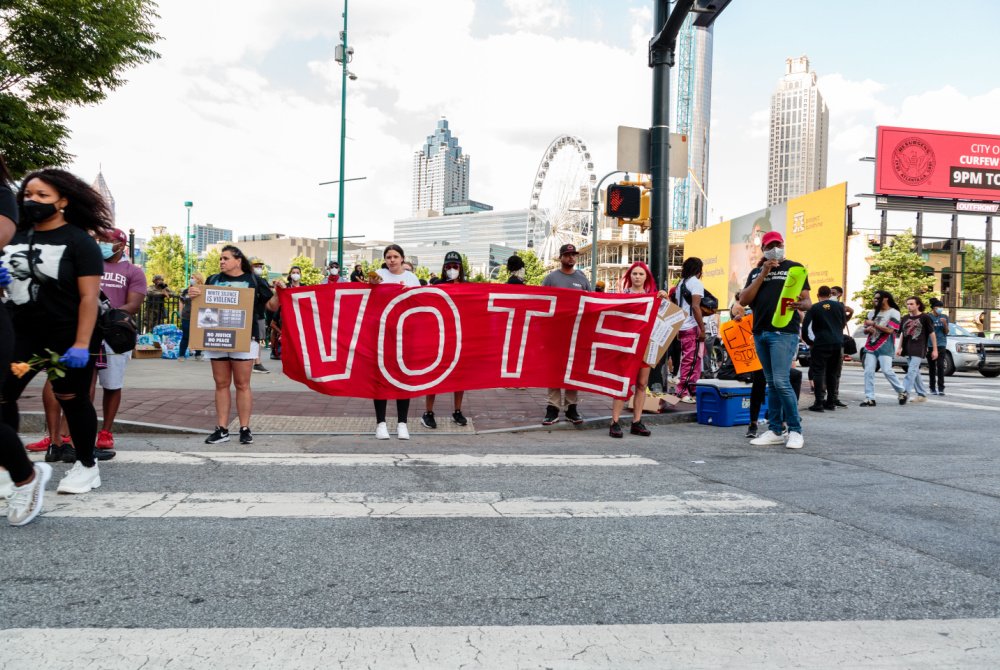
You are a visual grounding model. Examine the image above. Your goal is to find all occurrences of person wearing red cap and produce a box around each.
[739,231,811,449]
[541,243,591,425]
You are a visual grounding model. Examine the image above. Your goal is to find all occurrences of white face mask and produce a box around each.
[514,268,526,279]
[290,273,301,282]
[253,267,264,276]
[445,268,459,280]
[762,246,785,262]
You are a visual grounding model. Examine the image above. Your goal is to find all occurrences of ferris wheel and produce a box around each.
[526,135,596,263]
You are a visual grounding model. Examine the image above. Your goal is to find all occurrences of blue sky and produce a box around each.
[65,0,1000,247]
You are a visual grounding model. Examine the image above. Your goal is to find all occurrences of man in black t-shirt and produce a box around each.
[739,231,811,449]
[802,285,847,411]
[897,296,937,402]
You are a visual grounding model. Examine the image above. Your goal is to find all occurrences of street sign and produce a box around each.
[616,126,687,178]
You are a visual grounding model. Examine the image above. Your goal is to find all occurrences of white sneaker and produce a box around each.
[750,430,786,446]
[785,432,804,449]
[56,461,101,494]
[8,463,52,526]
[0,469,13,500]
[397,423,410,440]
[375,422,390,440]
[911,395,927,403]
[678,395,696,404]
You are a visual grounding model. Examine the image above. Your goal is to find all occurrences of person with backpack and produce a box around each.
[673,257,708,403]
[186,245,280,445]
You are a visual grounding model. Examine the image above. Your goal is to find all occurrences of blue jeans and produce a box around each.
[863,351,904,399]
[903,355,928,397]
[754,331,801,435]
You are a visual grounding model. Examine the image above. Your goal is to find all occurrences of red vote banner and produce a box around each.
[279,283,659,400]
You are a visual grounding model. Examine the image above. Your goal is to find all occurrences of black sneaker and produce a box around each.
[898,392,907,405]
[822,402,837,411]
[807,403,826,412]
[94,448,116,461]
[239,427,253,444]
[421,411,437,429]
[44,443,63,463]
[565,404,584,425]
[61,444,76,464]
[609,421,623,438]
[205,426,230,444]
[834,400,848,408]
[938,390,945,396]
[630,420,651,437]
[745,422,758,439]
[452,410,468,427]
[542,405,559,426]
[269,351,281,360]
[252,364,270,374]
[860,399,876,407]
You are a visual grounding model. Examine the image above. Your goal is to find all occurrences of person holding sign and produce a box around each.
[739,231,811,449]
[187,245,279,446]
[609,262,670,438]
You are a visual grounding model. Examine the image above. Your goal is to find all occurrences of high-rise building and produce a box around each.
[411,117,470,216]
[92,171,116,223]
[767,56,829,205]
[193,223,233,254]
[672,18,713,230]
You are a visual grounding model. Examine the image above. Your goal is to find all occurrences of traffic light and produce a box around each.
[606,184,642,219]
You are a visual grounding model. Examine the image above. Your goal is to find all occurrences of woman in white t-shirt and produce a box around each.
[674,257,706,402]
[368,244,421,440]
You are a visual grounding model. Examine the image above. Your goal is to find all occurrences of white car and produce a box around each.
[850,322,1000,378]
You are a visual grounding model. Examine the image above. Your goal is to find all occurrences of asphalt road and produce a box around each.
[2,365,999,668]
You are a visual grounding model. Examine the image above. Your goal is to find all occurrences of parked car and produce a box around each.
[850,322,1000,377]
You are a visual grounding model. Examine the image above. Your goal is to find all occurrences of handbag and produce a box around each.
[842,334,857,355]
[99,295,138,354]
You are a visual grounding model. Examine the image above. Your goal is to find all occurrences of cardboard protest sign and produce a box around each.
[771,265,808,328]
[190,285,255,352]
[720,314,762,374]
[644,299,686,366]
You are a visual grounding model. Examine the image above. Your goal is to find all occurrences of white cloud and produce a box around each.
[504,0,569,32]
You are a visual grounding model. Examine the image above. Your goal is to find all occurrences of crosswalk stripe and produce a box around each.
[42,491,786,519]
[28,452,660,467]
[874,394,1000,411]
[3,619,998,668]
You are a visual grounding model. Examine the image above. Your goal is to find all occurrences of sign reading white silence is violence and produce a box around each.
[279,283,659,400]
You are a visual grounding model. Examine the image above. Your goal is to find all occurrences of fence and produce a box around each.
[137,295,183,334]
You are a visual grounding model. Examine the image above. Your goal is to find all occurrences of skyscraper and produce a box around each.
[412,117,470,216]
[92,170,116,223]
[767,56,829,205]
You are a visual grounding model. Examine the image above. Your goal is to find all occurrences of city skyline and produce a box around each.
[61,1,1000,247]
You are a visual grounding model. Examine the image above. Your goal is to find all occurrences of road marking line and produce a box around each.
[874,394,1000,411]
[29,452,661,467]
[3,619,998,668]
[41,491,785,519]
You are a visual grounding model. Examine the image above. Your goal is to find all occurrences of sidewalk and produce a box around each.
[16,356,696,435]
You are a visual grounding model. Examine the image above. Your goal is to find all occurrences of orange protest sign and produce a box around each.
[720,315,762,374]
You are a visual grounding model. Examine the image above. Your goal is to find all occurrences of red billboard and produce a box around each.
[875,126,1000,202]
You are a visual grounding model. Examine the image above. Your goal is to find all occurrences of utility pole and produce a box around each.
[336,0,351,272]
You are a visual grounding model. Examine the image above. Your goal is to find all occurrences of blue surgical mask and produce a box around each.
[935,307,944,314]
[99,242,116,259]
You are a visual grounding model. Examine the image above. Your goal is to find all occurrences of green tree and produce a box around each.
[852,229,935,322]
[1,0,160,176]
[196,248,221,280]
[962,244,1000,300]
[144,233,184,290]
[287,255,323,285]
[412,265,431,282]
[492,249,547,286]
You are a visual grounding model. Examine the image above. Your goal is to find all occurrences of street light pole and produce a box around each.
[336,0,350,272]
[591,171,627,286]
[327,212,336,265]
[184,201,193,284]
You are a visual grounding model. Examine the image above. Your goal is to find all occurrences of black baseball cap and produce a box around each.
[443,251,462,264]
[559,244,579,256]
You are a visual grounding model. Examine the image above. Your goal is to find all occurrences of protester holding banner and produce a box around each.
[673,257,706,404]
[739,231,811,449]
[506,255,526,285]
[188,245,279,445]
[369,244,421,439]
[267,266,303,360]
[422,251,470,430]
[802,286,847,412]
[609,262,669,438]
[541,244,590,426]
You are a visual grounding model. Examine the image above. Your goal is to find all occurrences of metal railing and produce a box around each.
[137,296,183,334]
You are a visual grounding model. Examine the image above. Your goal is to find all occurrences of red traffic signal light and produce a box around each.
[606,184,642,219]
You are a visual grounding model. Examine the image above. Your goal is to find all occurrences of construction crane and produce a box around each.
[671,14,695,231]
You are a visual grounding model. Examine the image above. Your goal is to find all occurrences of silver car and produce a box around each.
[851,322,1000,378]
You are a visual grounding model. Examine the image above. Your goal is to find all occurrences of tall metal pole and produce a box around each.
[336,0,349,275]
[985,215,993,333]
[949,213,959,321]
[184,201,193,284]
[327,213,336,265]
[591,170,627,286]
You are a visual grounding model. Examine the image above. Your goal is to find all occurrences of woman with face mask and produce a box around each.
[179,272,205,360]
[926,297,950,395]
[506,255,526,284]
[860,290,905,406]
[0,168,113,496]
[421,251,469,430]
[266,266,303,360]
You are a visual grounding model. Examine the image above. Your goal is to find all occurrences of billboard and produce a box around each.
[683,183,847,300]
[876,126,1000,202]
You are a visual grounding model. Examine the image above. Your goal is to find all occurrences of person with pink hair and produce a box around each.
[609,262,669,438]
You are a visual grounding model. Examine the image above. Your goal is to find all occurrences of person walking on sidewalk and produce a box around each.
[0,155,53,525]
[368,244,421,439]
[609,262,670,438]
[860,290,906,407]
[802,285,846,412]
[673,257,706,404]
[188,245,280,445]
[927,297,949,395]
[739,231,811,449]
[541,244,590,426]
[1,168,111,494]
[897,296,937,403]
[422,251,470,430]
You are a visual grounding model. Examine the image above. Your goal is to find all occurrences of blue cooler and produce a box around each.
[695,379,766,427]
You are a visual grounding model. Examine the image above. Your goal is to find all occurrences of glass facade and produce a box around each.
[193,224,234,254]
[411,118,471,215]
[394,209,530,276]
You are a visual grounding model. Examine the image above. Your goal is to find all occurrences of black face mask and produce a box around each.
[20,200,59,225]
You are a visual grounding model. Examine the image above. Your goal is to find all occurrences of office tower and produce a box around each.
[672,18,713,230]
[767,56,829,205]
[192,223,233,254]
[412,117,471,216]
[92,171,116,222]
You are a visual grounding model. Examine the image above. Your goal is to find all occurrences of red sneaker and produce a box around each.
[25,436,52,452]
[61,434,73,446]
[96,430,115,449]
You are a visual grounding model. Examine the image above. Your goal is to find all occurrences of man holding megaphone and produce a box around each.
[739,231,811,450]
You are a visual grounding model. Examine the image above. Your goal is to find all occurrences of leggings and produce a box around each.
[927,349,946,391]
[749,367,802,425]
[374,399,410,424]
[0,321,101,468]
[0,308,32,482]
